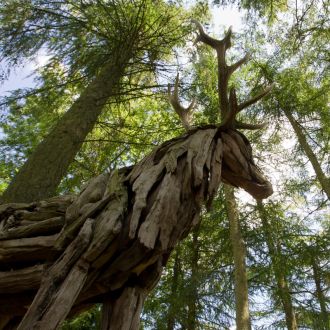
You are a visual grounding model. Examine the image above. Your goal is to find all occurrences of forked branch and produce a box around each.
[192,20,273,130]
[192,19,232,50]
[168,73,195,131]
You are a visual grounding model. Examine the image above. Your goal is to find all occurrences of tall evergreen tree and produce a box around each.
[0,0,190,202]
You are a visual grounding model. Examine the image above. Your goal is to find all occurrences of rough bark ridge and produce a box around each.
[0,127,272,330]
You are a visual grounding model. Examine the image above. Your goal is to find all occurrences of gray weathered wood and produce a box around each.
[0,127,273,330]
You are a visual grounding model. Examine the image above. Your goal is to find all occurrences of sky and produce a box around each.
[0,53,50,96]
[212,6,244,31]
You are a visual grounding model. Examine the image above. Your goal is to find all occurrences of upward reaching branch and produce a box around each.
[168,74,195,131]
[192,19,232,50]
[192,20,273,130]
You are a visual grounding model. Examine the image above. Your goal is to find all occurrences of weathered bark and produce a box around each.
[101,287,147,330]
[257,201,298,330]
[1,52,131,204]
[311,257,329,329]
[283,108,330,199]
[225,185,251,330]
[0,127,272,329]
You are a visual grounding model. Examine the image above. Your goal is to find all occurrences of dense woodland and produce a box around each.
[0,0,329,329]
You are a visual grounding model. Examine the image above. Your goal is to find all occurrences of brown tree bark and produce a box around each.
[0,127,273,330]
[283,108,330,199]
[257,201,298,330]
[1,51,131,204]
[225,185,251,330]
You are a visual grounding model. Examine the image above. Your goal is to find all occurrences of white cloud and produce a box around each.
[212,6,244,32]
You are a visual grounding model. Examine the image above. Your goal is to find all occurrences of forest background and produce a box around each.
[0,0,329,329]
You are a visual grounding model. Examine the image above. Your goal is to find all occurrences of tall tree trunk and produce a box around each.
[224,185,251,330]
[186,225,200,330]
[311,257,329,329]
[1,52,131,204]
[283,108,330,199]
[257,201,298,330]
[275,272,298,330]
[167,246,181,330]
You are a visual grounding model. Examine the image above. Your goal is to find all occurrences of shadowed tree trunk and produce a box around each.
[225,185,251,330]
[257,201,298,330]
[167,246,182,330]
[311,257,329,329]
[186,225,200,330]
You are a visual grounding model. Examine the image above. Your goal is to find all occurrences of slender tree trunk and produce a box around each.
[187,225,200,330]
[1,52,131,204]
[283,108,330,199]
[167,246,181,330]
[311,257,329,329]
[275,272,298,330]
[224,185,251,330]
[257,201,298,330]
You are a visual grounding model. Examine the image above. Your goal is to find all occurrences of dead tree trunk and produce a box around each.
[0,126,272,330]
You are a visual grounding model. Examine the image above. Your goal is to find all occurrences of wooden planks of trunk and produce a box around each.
[0,127,271,330]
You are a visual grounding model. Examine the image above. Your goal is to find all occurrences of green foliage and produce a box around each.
[0,0,205,194]
[61,305,101,330]
[0,0,189,78]
[213,0,288,20]
[0,0,329,328]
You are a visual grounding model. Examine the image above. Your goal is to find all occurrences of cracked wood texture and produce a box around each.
[0,127,272,330]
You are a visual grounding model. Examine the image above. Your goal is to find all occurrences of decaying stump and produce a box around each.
[0,126,272,330]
